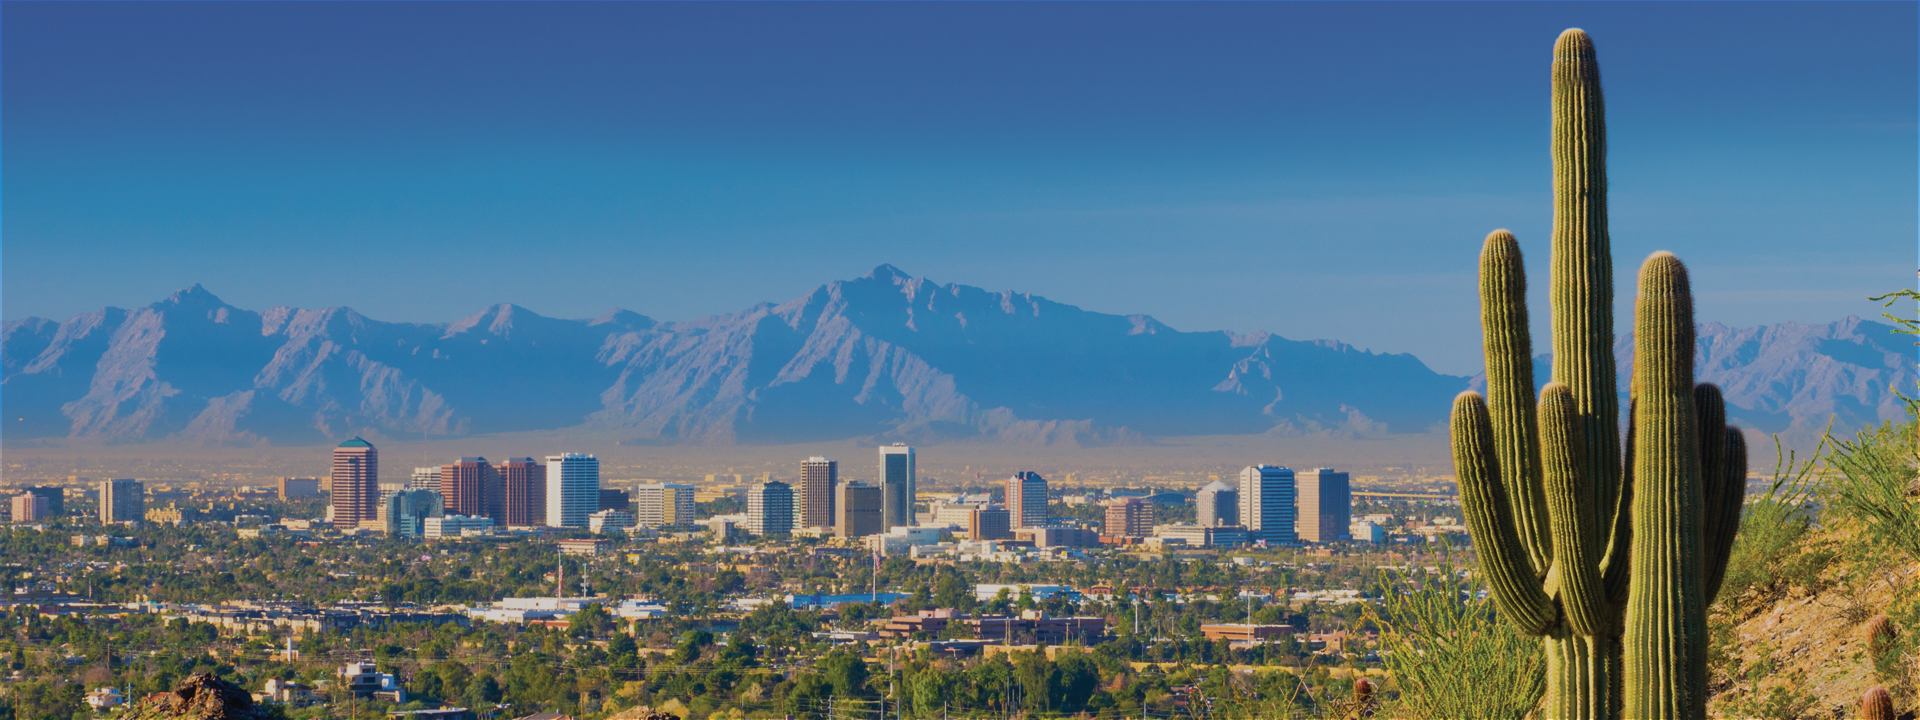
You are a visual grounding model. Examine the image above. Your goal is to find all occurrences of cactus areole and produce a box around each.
[1450,29,1748,720]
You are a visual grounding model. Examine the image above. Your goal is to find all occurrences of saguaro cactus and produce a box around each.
[1450,29,1749,720]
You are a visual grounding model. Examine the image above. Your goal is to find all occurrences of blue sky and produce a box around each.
[4,2,1913,375]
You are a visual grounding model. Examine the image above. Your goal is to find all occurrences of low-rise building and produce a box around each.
[85,688,124,711]
[424,515,494,538]
[1151,523,1249,548]
[342,662,405,702]
[588,509,635,534]
[558,539,612,556]
[1200,623,1296,642]
[257,678,315,707]
[969,610,1106,644]
[1349,520,1386,544]
[1013,525,1099,548]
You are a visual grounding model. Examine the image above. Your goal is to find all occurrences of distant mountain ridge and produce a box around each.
[2,265,1909,447]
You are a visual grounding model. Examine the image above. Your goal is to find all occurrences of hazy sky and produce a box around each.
[4,2,1913,375]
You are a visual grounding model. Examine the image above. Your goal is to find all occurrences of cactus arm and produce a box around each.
[1624,252,1707,720]
[1549,28,1624,533]
[1540,382,1606,638]
[1453,390,1558,635]
[1601,394,1635,614]
[1703,430,1747,603]
[1481,230,1554,573]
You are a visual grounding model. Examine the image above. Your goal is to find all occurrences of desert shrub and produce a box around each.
[1824,405,1920,567]
[1367,555,1543,720]
[1719,435,1829,603]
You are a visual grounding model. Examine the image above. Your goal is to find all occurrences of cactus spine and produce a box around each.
[1450,28,1748,720]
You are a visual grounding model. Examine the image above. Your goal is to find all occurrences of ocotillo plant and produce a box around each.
[1450,29,1748,720]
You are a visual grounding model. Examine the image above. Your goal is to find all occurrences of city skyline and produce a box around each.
[3,3,1911,376]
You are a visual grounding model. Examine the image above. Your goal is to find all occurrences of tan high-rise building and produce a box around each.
[1104,497,1153,540]
[1295,468,1352,544]
[440,458,499,519]
[798,457,838,529]
[330,438,379,527]
[835,482,883,538]
[497,458,545,526]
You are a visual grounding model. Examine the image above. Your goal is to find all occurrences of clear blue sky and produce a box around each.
[4,2,1913,375]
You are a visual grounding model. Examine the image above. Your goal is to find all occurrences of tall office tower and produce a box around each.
[1196,480,1239,527]
[99,478,146,524]
[410,467,440,491]
[21,487,63,519]
[834,482,884,538]
[439,458,498,518]
[1295,468,1353,543]
[1005,471,1049,528]
[969,506,1012,541]
[1238,465,1297,545]
[879,444,916,529]
[545,453,600,528]
[747,481,794,536]
[1104,498,1153,539]
[797,457,839,529]
[384,489,445,538]
[11,494,49,523]
[497,458,545,527]
[634,484,696,528]
[331,438,379,527]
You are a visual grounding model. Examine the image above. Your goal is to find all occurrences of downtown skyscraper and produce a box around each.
[879,444,915,529]
[748,480,794,536]
[1006,471,1048,528]
[440,458,500,519]
[1295,468,1352,543]
[98,478,143,524]
[545,453,600,528]
[797,456,838,529]
[1238,464,1296,545]
[497,457,545,527]
[331,437,379,527]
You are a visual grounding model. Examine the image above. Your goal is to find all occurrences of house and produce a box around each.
[258,678,316,707]
[342,662,406,702]
[84,688,124,711]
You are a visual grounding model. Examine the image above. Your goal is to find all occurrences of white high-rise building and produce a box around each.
[879,444,916,529]
[1197,480,1238,527]
[634,483,696,529]
[545,453,600,528]
[747,481,794,536]
[1238,465,1296,545]
[1296,468,1352,543]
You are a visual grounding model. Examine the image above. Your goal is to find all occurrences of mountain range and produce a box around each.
[2,265,1910,448]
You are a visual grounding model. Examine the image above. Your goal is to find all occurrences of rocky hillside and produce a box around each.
[113,673,273,720]
[3,265,1908,447]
